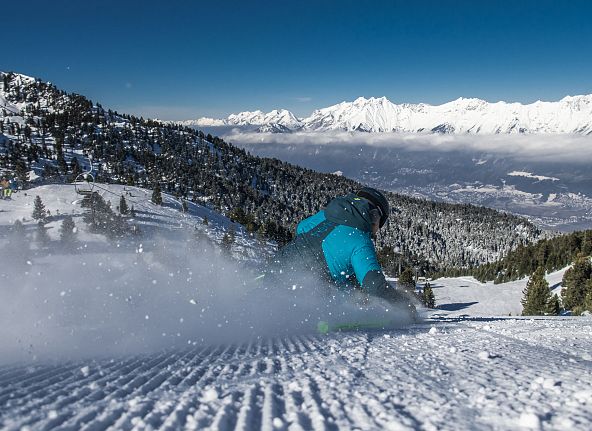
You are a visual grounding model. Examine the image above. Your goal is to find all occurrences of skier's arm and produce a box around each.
[351,242,391,298]
[296,210,325,235]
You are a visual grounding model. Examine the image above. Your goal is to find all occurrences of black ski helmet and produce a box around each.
[356,187,389,228]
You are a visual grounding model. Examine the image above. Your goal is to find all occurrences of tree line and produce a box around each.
[0,71,543,273]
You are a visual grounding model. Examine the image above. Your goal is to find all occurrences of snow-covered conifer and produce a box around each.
[32,195,47,221]
[36,220,50,246]
[151,184,162,205]
[562,254,592,312]
[521,267,551,315]
[119,195,129,215]
[398,267,415,291]
[60,215,77,244]
[422,283,436,308]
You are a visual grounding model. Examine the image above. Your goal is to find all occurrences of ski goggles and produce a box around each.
[369,205,383,227]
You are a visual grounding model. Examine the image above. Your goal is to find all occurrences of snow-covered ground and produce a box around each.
[430,268,567,317]
[0,183,272,263]
[1,185,591,430]
[1,317,591,430]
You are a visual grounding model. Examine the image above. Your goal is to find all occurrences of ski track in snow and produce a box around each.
[1,317,591,431]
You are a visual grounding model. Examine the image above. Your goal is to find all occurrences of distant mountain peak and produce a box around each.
[179,94,592,135]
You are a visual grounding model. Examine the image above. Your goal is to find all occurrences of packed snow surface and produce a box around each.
[430,268,568,317]
[2,185,592,430]
[1,317,591,430]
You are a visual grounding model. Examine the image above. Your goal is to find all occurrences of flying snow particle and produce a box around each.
[478,351,491,360]
[80,366,90,377]
[428,326,438,335]
[201,387,218,402]
[273,417,284,428]
[518,412,541,430]
[189,299,197,305]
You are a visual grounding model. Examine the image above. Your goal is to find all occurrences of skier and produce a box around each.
[0,177,8,199]
[266,187,414,310]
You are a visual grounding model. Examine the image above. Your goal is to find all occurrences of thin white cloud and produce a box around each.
[222,130,592,164]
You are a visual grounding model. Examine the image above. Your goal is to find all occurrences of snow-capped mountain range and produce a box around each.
[179,95,592,134]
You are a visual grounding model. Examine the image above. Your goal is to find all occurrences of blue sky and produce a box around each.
[3,0,592,119]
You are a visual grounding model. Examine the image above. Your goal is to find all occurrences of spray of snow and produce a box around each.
[0,230,412,364]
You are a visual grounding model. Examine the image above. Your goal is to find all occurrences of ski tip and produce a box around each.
[317,320,330,335]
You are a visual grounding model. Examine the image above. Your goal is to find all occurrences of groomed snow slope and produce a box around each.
[2,185,592,430]
[1,318,592,430]
[430,268,568,317]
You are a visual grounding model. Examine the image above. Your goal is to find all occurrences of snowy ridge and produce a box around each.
[0,184,273,263]
[183,95,592,134]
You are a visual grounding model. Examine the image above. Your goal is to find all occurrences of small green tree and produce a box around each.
[398,267,416,292]
[582,231,592,256]
[11,219,26,237]
[562,254,592,311]
[221,225,235,254]
[547,293,561,316]
[32,195,47,221]
[36,221,50,246]
[581,279,592,313]
[60,215,77,244]
[151,183,162,205]
[202,216,209,226]
[69,157,82,181]
[521,267,551,315]
[119,195,129,215]
[15,160,29,189]
[422,283,436,308]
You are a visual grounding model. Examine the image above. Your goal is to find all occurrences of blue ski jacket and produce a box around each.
[270,193,390,298]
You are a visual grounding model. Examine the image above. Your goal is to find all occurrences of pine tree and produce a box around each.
[151,183,162,205]
[221,225,235,254]
[547,294,561,316]
[422,283,436,308]
[57,152,68,175]
[32,195,47,221]
[398,267,416,291]
[60,215,77,244]
[583,231,592,256]
[119,195,129,215]
[70,157,82,180]
[202,216,209,226]
[15,160,29,189]
[583,281,592,313]
[521,267,551,315]
[562,254,592,311]
[130,206,136,217]
[11,219,25,236]
[36,221,50,246]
